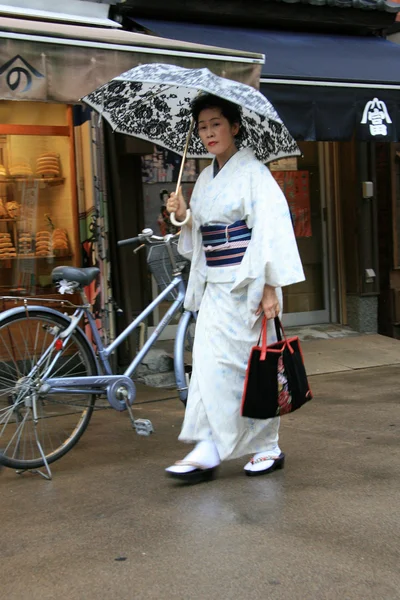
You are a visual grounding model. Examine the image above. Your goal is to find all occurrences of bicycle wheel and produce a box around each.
[0,308,98,470]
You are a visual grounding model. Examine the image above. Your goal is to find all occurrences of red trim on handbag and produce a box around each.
[240,317,313,418]
[260,316,295,360]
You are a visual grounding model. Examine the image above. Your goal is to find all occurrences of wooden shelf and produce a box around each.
[0,254,72,261]
[1,177,65,187]
[0,125,70,137]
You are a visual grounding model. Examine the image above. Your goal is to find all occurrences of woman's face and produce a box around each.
[197,107,239,156]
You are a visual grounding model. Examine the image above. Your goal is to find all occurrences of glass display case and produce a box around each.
[0,102,79,299]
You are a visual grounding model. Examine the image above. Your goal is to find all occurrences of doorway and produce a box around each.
[282,142,333,326]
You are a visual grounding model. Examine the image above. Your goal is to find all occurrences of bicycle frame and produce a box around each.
[39,273,190,404]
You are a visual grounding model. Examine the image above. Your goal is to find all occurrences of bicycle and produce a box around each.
[0,229,196,479]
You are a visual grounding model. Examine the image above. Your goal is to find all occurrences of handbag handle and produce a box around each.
[260,316,288,360]
[260,317,267,360]
[274,316,282,342]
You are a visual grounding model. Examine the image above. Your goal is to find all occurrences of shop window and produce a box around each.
[0,102,78,298]
[139,142,326,327]
[271,144,325,316]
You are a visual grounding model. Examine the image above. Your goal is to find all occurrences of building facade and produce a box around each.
[0,1,263,356]
[109,0,400,338]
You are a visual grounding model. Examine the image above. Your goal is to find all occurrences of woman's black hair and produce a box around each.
[191,94,243,141]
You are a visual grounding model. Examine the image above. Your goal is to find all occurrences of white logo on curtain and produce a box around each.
[361,98,392,136]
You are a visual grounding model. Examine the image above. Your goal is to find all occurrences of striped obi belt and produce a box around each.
[200,220,252,267]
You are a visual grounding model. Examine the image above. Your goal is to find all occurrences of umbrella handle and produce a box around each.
[175,118,195,196]
[169,117,195,228]
[170,209,191,227]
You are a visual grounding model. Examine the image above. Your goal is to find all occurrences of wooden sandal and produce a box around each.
[166,460,218,483]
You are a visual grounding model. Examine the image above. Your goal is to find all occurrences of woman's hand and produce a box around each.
[256,284,281,320]
[166,187,187,222]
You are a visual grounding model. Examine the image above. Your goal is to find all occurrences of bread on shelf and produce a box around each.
[0,232,16,258]
[9,161,33,178]
[52,228,69,256]
[17,232,34,256]
[0,164,8,180]
[36,153,61,178]
[5,201,21,218]
[0,198,8,218]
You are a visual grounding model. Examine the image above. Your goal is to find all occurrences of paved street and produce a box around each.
[2,361,400,600]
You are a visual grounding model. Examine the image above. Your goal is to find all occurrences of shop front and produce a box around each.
[136,141,329,337]
[130,18,400,334]
[0,101,79,298]
[0,15,263,346]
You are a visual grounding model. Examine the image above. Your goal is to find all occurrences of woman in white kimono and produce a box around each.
[166,94,305,483]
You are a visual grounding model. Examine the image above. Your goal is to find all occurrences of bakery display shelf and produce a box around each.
[0,254,72,261]
[3,177,65,187]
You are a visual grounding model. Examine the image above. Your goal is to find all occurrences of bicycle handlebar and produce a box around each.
[117,229,180,248]
[117,236,141,247]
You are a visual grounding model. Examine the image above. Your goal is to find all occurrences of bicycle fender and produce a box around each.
[174,310,195,404]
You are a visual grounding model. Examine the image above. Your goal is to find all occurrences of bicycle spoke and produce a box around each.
[50,349,84,378]
[18,322,32,371]
[0,401,23,420]
[0,405,15,436]
[0,334,20,380]
[0,311,96,470]
[32,321,41,368]
[4,409,29,458]
[0,378,18,392]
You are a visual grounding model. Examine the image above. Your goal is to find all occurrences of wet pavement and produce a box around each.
[2,365,400,600]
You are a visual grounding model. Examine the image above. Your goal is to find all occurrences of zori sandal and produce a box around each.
[244,452,285,477]
[165,461,218,483]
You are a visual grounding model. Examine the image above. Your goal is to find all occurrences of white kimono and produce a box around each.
[178,148,305,461]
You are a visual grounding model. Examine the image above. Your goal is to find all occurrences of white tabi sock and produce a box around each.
[166,440,220,474]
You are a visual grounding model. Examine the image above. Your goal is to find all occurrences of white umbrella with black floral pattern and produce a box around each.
[82,63,299,223]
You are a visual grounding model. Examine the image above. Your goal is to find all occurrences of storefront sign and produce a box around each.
[360,98,392,137]
[0,55,44,93]
[0,53,47,100]
[272,170,312,238]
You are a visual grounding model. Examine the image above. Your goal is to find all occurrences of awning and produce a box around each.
[0,0,122,28]
[136,18,400,141]
[0,17,263,103]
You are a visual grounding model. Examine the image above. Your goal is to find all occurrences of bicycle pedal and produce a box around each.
[133,418,154,436]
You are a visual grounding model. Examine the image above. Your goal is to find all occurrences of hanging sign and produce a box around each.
[360,98,393,139]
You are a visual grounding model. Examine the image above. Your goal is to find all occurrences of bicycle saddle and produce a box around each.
[51,266,100,287]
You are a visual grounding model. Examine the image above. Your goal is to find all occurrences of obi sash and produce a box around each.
[200,220,252,267]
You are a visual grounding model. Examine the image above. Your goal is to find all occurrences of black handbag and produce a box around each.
[241,317,312,419]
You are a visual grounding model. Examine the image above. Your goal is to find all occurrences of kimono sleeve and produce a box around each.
[177,221,195,261]
[230,162,305,326]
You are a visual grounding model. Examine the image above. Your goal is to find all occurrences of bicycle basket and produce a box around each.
[146,240,190,302]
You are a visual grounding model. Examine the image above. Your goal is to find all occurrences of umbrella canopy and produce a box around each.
[82,63,300,164]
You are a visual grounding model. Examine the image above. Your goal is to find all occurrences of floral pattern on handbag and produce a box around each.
[277,354,292,416]
[241,317,312,420]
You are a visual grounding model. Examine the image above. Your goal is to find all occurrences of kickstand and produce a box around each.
[16,427,52,480]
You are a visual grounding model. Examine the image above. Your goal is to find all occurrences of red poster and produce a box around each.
[271,170,312,238]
